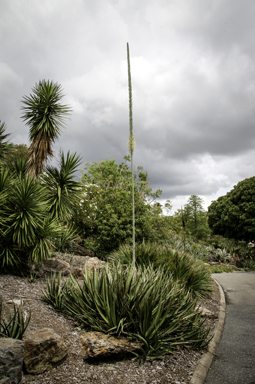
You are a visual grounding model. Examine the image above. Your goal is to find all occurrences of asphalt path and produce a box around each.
[205,272,255,384]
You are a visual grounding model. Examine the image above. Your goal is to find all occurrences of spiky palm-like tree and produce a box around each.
[21,80,71,177]
[0,121,11,162]
[43,151,82,220]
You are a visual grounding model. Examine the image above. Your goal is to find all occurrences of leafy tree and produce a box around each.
[21,80,71,177]
[74,158,163,255]
[7,143,28,162]
[3,143,29,167]
[208,177,255,242]
[175,195,210,240]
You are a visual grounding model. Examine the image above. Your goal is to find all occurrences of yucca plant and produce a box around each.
[43,151,82,221]
[0,121,11,164]
[0,298,31,339]
[21,80,71,177]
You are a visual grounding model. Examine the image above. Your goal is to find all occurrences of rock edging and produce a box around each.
[190,278,226,384]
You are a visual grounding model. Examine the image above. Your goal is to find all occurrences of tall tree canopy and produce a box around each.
[208,177,255,242]
[21,80,71,177]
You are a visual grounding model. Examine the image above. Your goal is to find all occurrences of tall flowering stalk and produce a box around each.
[127,42,135,268]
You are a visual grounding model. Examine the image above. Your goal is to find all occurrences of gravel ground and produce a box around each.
[0,257,220,384]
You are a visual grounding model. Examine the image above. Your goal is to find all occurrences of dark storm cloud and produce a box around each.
[1,0,255,211]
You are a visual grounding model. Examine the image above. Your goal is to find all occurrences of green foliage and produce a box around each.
[0,298,31,339]
[174,195,210,241]
[0,121,11,163]
[0,151,81,274]
[0,82,81,275]
[43,151,82,220]
[242,259,255,271]
[3,143,29,168]
[0,171,48,271]
[109,243,213,299]
[207,265,234,273]
[42,264,210,357]
[208,177,255,242]
[42,273,68,310]
[21,80,71,177]
[74,158,163,255]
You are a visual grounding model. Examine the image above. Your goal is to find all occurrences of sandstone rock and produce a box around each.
[71,245,97,256]
[196,306,216,318]
[83,257,106,272]
[71,267,84,278]
[42,259,71,276]
[23,328,68,374]
[0,338,24,384]
[80,331,142,360]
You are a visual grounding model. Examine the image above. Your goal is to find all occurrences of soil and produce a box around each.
[0,255,220,384]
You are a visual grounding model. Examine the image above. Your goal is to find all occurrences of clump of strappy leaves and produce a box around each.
[0,297,31,339]
[42,264,210,358]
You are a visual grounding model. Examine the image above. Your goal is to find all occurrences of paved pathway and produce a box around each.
[205,272,255,384]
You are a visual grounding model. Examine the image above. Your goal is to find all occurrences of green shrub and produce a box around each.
[109,243,213,299]
[242,259,255,271]
[207,265,234,273]
[42,264,210,357]
[42,272,68,310]
[0,298,31,339]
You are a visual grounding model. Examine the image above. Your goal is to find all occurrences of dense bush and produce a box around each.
[208,177,255,242]
[0,152,81,275]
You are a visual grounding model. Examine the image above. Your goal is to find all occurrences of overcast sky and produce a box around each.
[1,0,255,212]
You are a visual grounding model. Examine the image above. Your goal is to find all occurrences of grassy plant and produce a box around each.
[207,265,234,273]
[41,272,68,310]
[109,243,213,299]
[43,264,210,357]
[0,298,31,339]
[28,273,37,283]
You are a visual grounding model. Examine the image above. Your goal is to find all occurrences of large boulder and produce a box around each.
[30,256,106,278]
[23,328,68,374]
[42,259,71,276]
[0,338,24,384]
[80,331,142,360]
